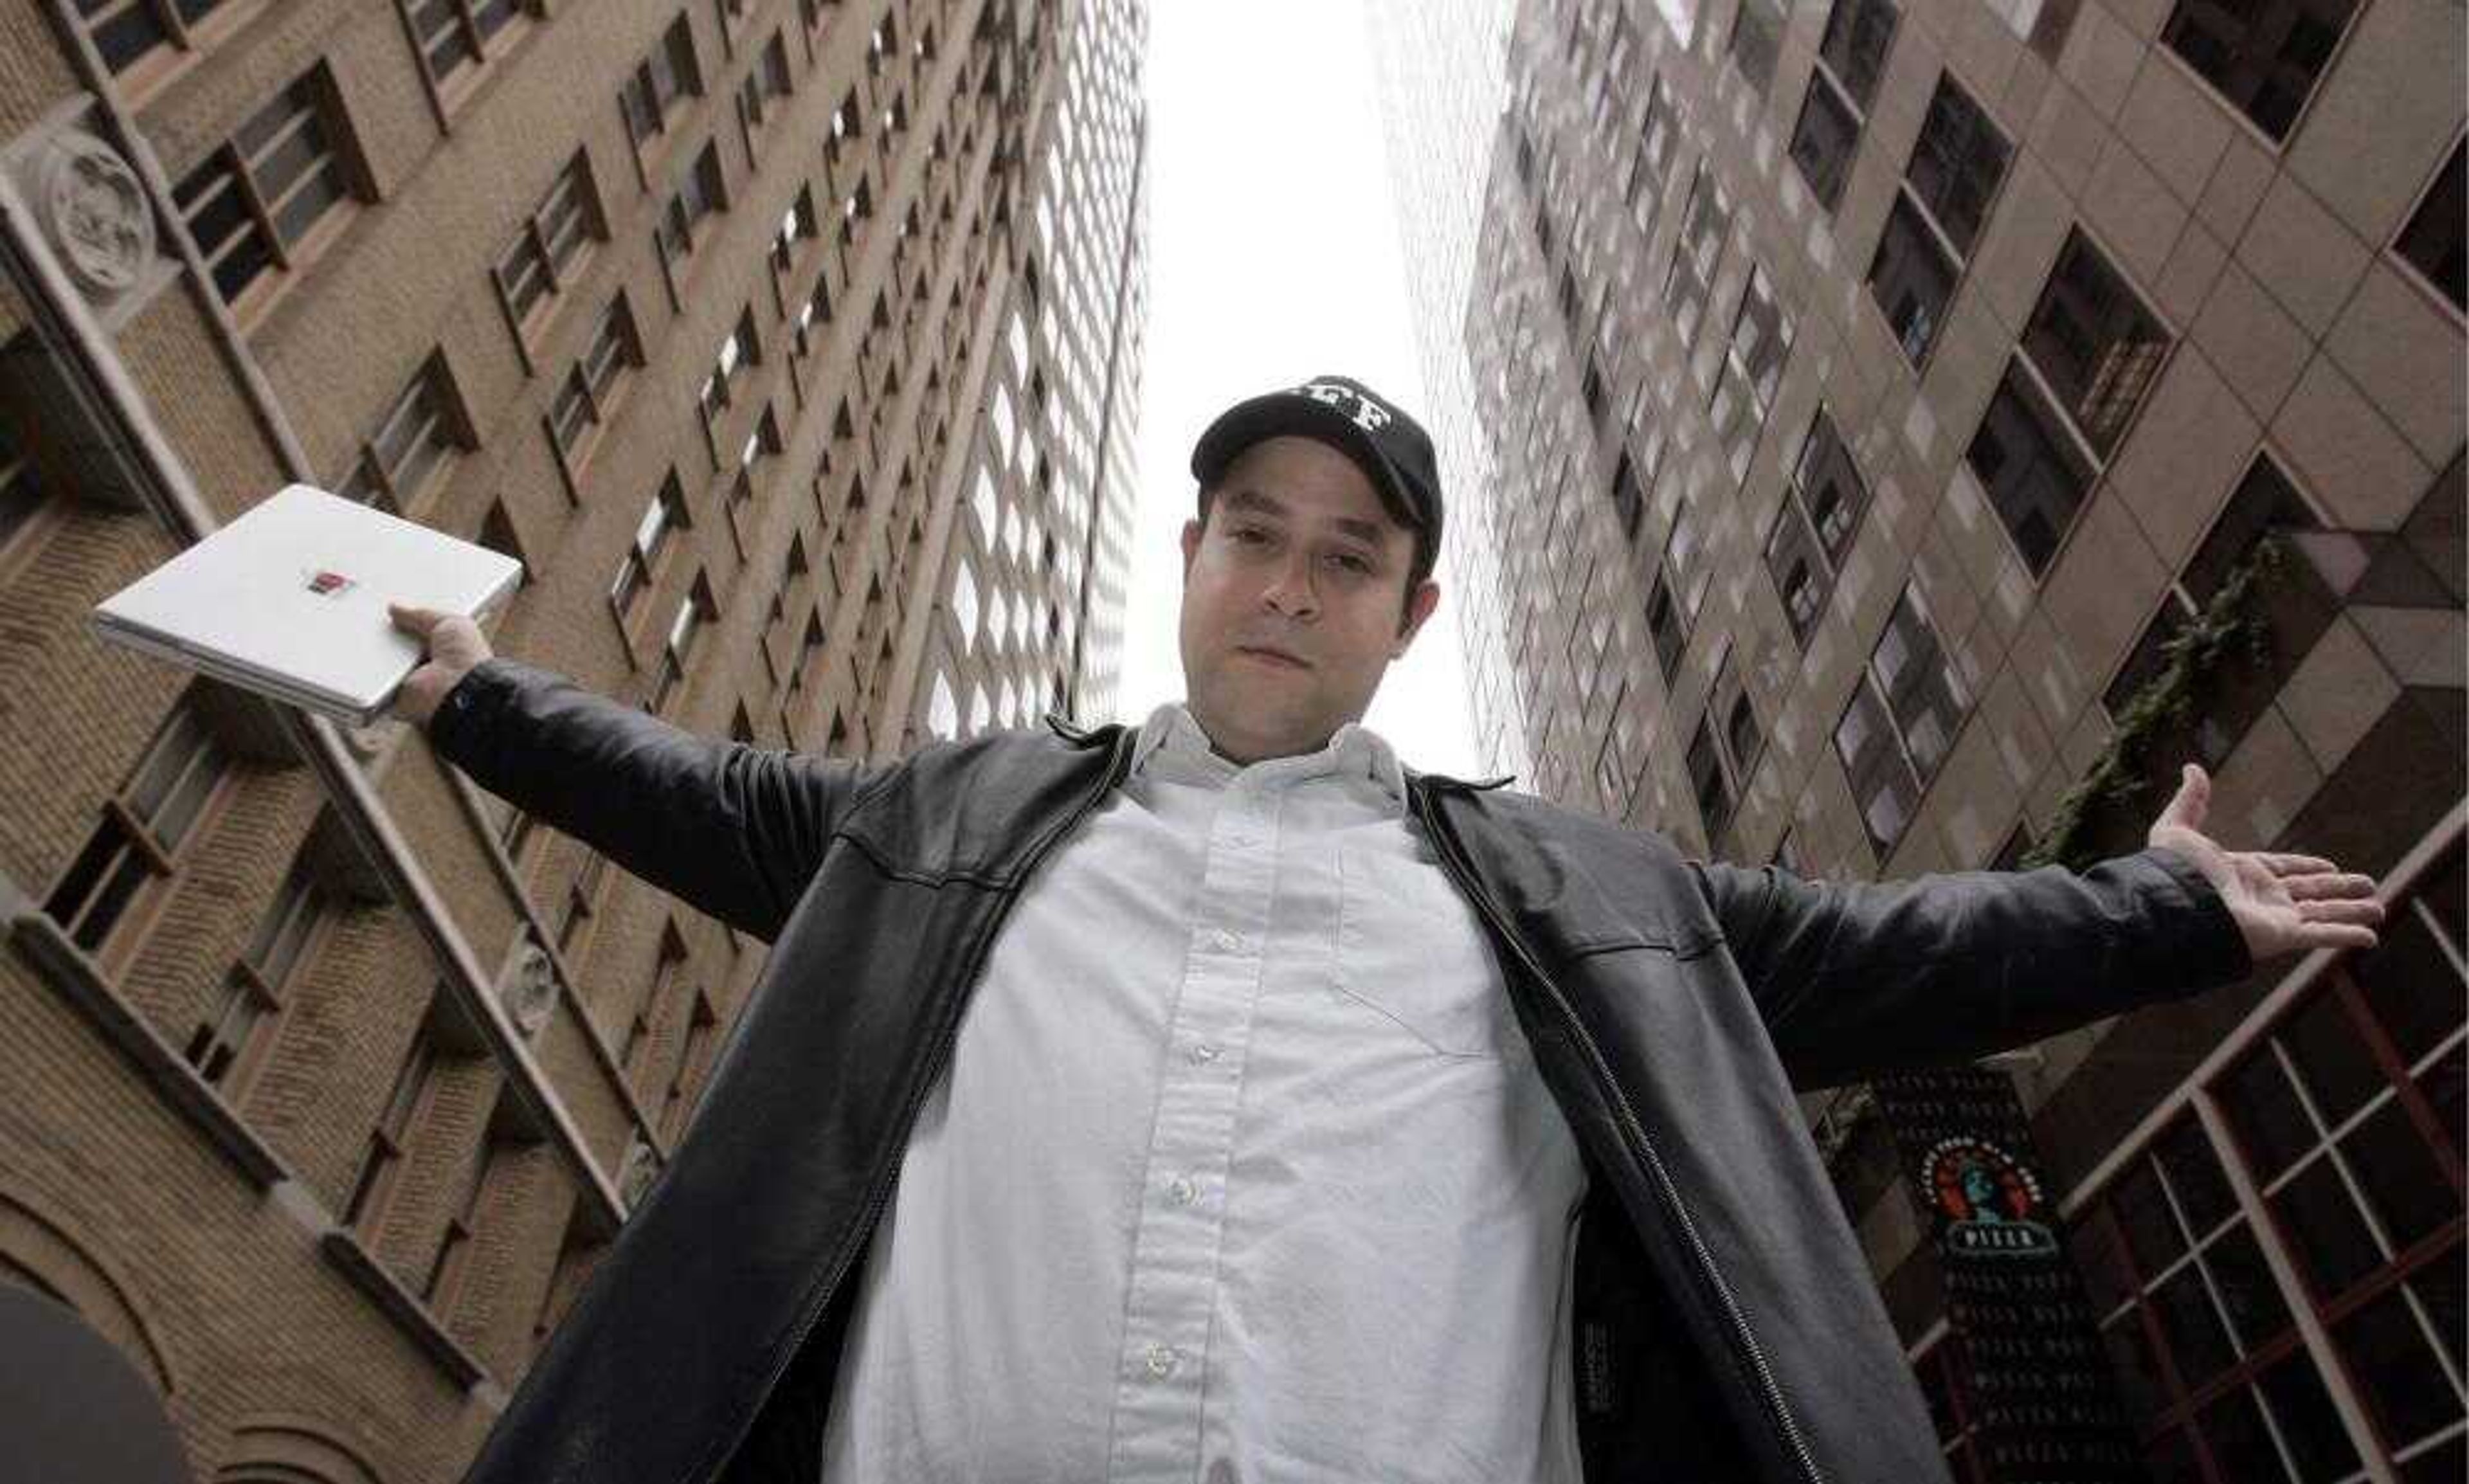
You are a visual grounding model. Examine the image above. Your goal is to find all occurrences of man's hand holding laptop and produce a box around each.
[386,602,493,728]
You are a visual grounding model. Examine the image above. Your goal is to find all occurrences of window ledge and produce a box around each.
[318,1229,490,1389]
[8,911,291,1190]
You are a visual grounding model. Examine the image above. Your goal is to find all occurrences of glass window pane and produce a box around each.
[1789,77,1861,211]
[2281,991,2385,1128]
[2225,1045,2319,1182]
[2021,231,2170,459]
[2333,1278,2464,1445]
[2115,1159,2187,1274]
[2351,907,2467,1069]
[2270,1154,2382,1298]
[2398,1431,2464,1484]
[2202,1224,2294,1352]
[2254,1347,2362,1483]
[2151,1260,2238,1389]
[2340,1097,2455,1251]
[2197,1386,2291,1484]
[2157,1116,2239,1238]
[2103,1312,2170,1426]
[1867,195,1957,365]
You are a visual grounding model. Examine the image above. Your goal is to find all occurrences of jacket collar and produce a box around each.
[1042,711,1517,800]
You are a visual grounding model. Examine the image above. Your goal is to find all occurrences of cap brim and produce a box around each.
[1190,395,1424,532]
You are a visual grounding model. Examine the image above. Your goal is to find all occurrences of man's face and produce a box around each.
[1177,435,1440,765]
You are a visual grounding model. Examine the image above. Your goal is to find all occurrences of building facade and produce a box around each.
[1423,0,2462,1477]
[0,0,1144,1478]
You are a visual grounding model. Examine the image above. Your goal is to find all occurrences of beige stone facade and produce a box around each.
[1421,0,2462,1475]
[0,0,1145,1478]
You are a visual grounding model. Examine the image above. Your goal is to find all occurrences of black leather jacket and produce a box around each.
[433,658,2250,1484]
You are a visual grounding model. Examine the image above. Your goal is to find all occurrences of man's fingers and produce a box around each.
[2255,852,2338,875]
[2299,898,2387,927]
[2293,922,2381,950]
[2285,872,2379,901]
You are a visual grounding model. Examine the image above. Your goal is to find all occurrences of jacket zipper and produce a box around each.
[687,728,1140,1484]
[1411,784,1827,1484]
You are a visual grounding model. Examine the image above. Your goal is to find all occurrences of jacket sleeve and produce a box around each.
[425,658,892,945]
[1687,847,2253,1090]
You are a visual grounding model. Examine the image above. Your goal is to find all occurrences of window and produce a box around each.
[0,407,53,565]
[186,856,327,1092]
[1645,559,1688,682]
[46,696,231,953]
[421,1116,504,1314]
[339,354,467,514]
[2072,840,2463,1484]
[1710,265,1793,483]
[1727,0,1784,96]
[1866,195,1958,365]
[1789,74,1861,211]
[1904,77,2010,260]
[610,473,688,627]
[2020,231,2171,460]
[698,309,760,433]
[1627,77,1678,231]
[621,14,701,150]
[2160,0,2358,143]
[654,142,726,281]
[927,671,959,739]
[75,0,237,79]
[1688,714,1735,843]
[556,849,608,954]
[1966,361,2094,577]
[660,993,719,1139]
[2395,140,2464,312]
[737,31,792,143]
[2104,455,2337,766]
[786,611,825,698]
[773,187,819,275]
[647,576,713,714]
[173,66,358,311]
[1608,448,1647,545]
[1816,0,1897,109]
[1665,165,1731,346]
[548,294,641,474]
[402,0,529,100]
[342,1026,435,1233]
[1765,411,1872,645]
[495,152,600,339]
[1834,583,1968,859]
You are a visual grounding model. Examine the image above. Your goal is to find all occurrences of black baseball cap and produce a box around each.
[1189,375,1443,582]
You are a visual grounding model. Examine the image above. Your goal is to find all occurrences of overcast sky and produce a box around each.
[1107,1,1483,780]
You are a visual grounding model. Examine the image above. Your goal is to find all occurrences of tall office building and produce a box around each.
[1393,0,2463,1476]
[0,0,1144,1478]
[1366,0,1529,781]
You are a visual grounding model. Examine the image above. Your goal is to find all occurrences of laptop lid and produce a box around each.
[91,483,524,724]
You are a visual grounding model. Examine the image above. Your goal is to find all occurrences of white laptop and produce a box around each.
[91,483,525,728]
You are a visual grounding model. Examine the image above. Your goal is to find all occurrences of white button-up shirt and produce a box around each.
[817,702,1591,1483]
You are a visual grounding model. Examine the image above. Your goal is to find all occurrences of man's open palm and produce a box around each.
[2147,763,2385,961]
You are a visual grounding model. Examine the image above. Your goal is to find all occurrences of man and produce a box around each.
[392,376,2383,1484]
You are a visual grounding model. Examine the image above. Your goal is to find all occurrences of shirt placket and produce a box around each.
[1103,775,1283,1482]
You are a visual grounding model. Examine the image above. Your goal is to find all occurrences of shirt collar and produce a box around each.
[1130,701,1408,816]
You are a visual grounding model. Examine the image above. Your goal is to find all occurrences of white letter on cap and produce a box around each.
[1298,381,1393,434]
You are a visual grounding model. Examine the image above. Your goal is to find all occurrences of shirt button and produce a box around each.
[1168,1175,1198,1206]
[1189,1042,1220,1065]
[1207,928,1245,954]
[1145,1343,1178,1377]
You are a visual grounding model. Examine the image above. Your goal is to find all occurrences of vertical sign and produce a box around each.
[1872,1065,2145,1483]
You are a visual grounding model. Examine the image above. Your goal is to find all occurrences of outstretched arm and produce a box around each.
[391,604,888,944]
[1694,765,2382,1090]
